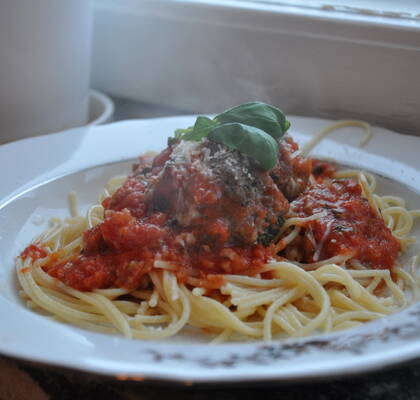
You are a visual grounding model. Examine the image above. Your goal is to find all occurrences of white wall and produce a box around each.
[92,0,420,136]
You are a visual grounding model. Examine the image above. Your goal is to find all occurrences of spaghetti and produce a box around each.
[16,112,420,342]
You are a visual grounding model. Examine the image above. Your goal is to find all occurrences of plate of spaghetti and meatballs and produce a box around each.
[0,102,420,383]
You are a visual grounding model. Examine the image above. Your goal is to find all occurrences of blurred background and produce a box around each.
[1,0,419,142]
[92,0,420,135]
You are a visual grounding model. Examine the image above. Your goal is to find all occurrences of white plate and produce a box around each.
[0,116,419,384]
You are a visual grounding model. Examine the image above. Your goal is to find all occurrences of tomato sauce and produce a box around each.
[19,139,399,292]
[24,138,301,292]
[20,244,47,261]
[289,179,400,269]
[311,159,337,181]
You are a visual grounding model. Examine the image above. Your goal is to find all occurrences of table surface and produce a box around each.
[2,96,420,400]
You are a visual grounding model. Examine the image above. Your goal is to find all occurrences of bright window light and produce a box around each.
[180,0,420,19]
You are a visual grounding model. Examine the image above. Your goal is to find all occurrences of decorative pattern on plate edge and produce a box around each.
[142,304,420,368]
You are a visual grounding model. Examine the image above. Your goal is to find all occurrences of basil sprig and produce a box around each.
[172,102,290,170]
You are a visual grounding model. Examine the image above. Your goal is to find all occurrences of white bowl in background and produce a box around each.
[88,89,114,125]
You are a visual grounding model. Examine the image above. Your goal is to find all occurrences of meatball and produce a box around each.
[127,137,308,247]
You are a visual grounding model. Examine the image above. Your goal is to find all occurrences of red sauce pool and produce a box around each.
[290,179,400,269]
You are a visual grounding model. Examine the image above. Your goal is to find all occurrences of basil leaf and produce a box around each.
[184,116,218,141]
[208,123,278,171]
[174,127,192,139]
[174,116,218,142]
[215,102,289,139]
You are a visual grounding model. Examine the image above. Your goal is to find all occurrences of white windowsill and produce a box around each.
[92,0,420,135]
